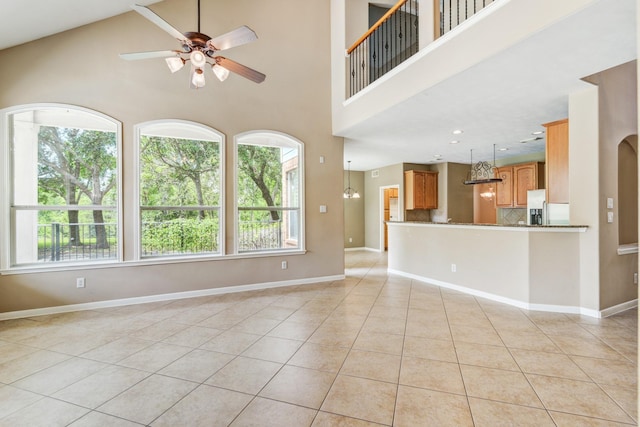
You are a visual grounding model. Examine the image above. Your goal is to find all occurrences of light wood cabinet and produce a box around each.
[544,119,569,204]
[495,162,544,208]
[405,170,438,210]
[495,167,513,207]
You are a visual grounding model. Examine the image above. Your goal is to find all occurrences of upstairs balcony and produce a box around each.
[330,0,636,170]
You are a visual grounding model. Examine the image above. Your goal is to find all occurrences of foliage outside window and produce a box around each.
[236,132,303,253]
[137,121,223,258]
[4,106,120,267]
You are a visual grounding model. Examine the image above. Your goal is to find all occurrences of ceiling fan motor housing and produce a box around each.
[183,31,212,53]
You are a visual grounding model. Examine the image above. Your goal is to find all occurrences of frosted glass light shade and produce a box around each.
[192,69,206,88]
[165,57,185,73]
[212,64,229,82]
[190,50,207,68]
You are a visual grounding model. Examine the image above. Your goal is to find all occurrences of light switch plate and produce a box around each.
[607,198,614,209]
[607,211,614,223]
[320,205,327,213]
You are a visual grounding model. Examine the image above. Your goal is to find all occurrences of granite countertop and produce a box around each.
[387,221,588,228]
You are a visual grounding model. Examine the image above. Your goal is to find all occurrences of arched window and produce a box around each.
[234,131,304,253]
[1,104,121,268]
[618,136,638,246]
[135,120,224,258]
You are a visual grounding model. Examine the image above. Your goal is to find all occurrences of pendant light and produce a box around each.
[344,161,360,199]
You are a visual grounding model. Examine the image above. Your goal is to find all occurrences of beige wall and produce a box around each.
[446,162,473,223]
[585,61,639,310]
[0,0,345,313]
[344,170,365,248]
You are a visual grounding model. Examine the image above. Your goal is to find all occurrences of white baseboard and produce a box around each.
[0,274,346,321]
[388,268,624,319]
[364,247,382,253]
[600,299,638,317]
[344,247,366,252]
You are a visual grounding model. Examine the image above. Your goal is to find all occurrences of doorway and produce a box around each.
[381,185,400,251]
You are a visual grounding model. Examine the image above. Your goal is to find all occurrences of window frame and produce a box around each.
[0,103,123,271]
[233,130,305,254]
[133,120,225,260]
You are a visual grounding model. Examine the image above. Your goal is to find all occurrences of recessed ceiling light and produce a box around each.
[532,130,545,135]
[499,147,509,151]
[452,129,463,135]
[434,154,442,159]
[450,140,460,144]
[520,136,543,143]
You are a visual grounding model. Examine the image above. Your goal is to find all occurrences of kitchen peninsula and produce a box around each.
[387,221,592,315]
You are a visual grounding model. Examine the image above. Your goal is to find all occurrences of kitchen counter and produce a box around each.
[388,221,587,231]
[387,221,596,316]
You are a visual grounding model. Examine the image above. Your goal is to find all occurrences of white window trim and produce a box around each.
[0,103,123,271]
[233,130,305,255]
[132,119,226,261]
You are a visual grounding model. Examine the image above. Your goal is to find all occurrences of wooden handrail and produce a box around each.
[346,0,409,54]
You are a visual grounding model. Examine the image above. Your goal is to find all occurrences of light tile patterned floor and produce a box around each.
[0,250,636,426]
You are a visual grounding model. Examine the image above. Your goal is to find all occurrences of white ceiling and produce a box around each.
[0,0,162,51]
[0,0,636,172]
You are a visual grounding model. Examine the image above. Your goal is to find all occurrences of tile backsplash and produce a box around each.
[498,208,527,225]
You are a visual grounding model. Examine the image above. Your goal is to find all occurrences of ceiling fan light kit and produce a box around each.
[120,2,266,89]
[212,64,230,81]
[165,56,185,73]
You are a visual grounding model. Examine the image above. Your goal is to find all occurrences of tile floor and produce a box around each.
[0,250,636,426]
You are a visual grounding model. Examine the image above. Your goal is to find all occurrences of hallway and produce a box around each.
[0,250,636,425]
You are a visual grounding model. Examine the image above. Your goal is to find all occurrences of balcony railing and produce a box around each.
[437,0,495,36]
[37,222,118,262]
[347,0,419,97]
[238,206,300,252]
[346,0,496,97]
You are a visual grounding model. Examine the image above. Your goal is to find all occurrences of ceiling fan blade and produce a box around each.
[216,57,266,83]
[131,4,189,46]
[208,26,258,51]
[119,50,181,60]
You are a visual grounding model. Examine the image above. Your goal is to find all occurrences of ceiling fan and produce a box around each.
[120,1,266,89]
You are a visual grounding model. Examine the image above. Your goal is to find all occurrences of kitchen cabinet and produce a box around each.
[405,170,438,210]
[495,167,513,207]
[544,119,569,204]
[495,162,544,208]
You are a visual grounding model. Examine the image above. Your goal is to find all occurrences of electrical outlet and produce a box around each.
[607,212,614,223]
[76,277,85,288]
[349,237,353,243]
[451,264,456,273]
[281,261,287,270]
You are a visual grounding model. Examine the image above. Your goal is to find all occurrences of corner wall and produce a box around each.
[585,61,639,309]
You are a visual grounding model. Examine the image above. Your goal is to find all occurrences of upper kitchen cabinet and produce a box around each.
[495,162,545,207]
[405,170,438,210]
[544,119,569,204]
[495,166,513,207]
